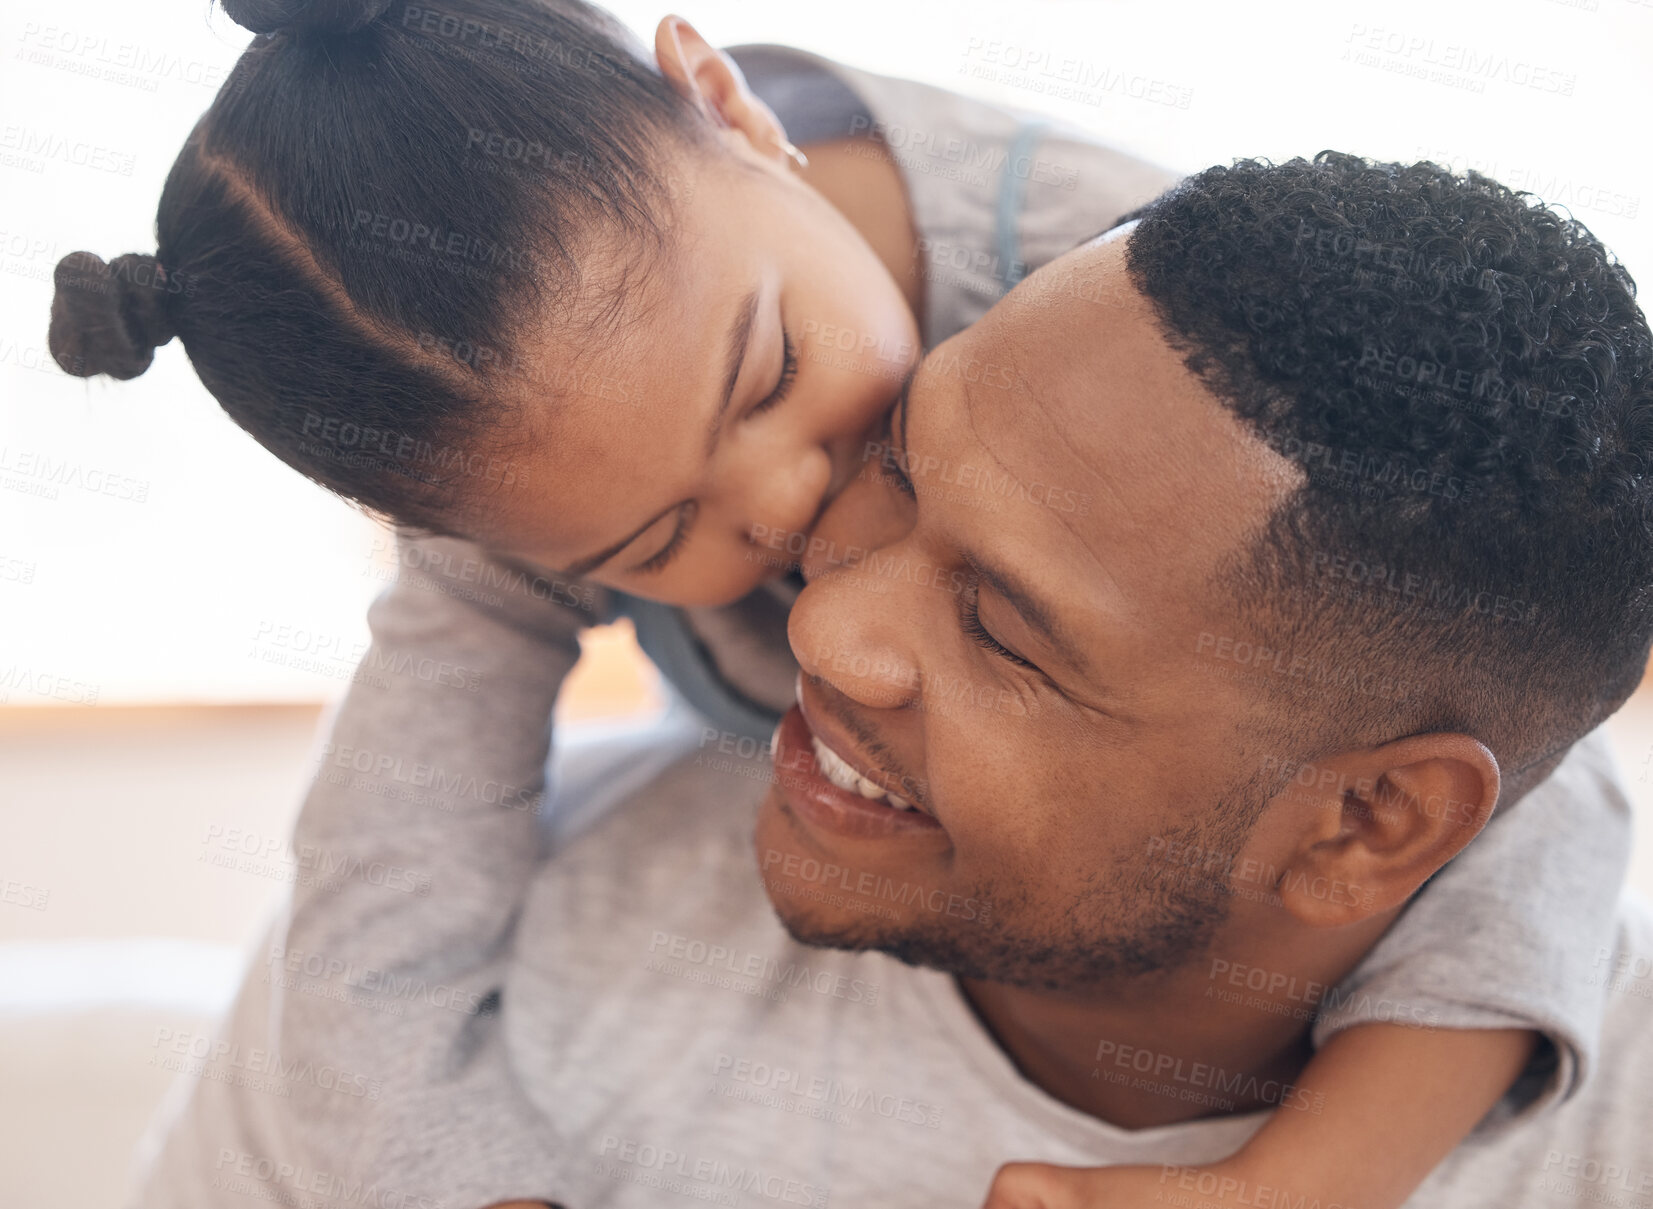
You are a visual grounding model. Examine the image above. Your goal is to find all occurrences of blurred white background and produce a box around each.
[4,1,1653,1206]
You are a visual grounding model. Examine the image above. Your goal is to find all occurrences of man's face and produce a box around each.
[756,228,1307,991]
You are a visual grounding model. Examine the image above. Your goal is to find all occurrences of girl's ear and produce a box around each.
[654,16,794,166]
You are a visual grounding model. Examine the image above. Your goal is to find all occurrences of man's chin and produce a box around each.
[754,794,1222,990]
[753,788,909,955]
[764,888,891,956]
[752,787,1025,984]
[762,885,1018,986]
[753,803,983,978]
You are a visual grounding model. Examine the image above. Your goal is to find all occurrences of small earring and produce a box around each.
[778,139,809,173]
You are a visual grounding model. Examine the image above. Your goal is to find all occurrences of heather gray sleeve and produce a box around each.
[127,533,612,1209]
[1311,725,1633,1124]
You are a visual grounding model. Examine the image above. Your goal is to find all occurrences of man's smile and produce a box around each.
[771,698,943,842]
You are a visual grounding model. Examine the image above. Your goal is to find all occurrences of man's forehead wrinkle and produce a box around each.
[956,362,1133,658]
[1023,369,1140,531]
[972,359,1280,650]
[965,321,1136,570]
[1042,290,1285,563]
[1008,255,1168,528]
[975,387,1132,611]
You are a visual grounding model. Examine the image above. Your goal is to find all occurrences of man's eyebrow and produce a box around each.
[705,287,761,460]
[966,548,1093,674]
[561,503,677,578]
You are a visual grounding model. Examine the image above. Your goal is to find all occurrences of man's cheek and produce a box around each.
[939,757,1038,858]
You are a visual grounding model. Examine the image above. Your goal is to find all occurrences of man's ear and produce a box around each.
[654,16,792,165]
[1274,733,1500,927]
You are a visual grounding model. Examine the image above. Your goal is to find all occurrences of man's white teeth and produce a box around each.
[810,735,914,811]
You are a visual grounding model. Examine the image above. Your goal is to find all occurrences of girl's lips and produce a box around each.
[771,706,943,841]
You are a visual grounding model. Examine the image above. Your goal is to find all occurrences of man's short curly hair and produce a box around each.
[1123,151,1653,793]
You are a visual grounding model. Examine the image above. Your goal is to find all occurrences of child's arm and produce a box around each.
[1215,1023,1539,1205]
[982,1023,1538,1209]
[274,532,610,1194]
[131,531,610,1209]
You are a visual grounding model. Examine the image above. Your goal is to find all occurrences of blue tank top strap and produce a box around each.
[994,119,1050,296]
[614,593,783,744]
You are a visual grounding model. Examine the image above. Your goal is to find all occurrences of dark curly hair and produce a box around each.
[1124,151,1653,791]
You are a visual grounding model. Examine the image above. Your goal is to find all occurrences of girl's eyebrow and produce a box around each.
[706,287,762,460]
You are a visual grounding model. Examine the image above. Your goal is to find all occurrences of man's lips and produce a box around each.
[772,706,942,841]
[796,692,926,811]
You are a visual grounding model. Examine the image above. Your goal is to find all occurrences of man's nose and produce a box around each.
[789,568,922,712]
[789,530,923,714]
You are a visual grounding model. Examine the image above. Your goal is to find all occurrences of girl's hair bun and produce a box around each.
[49,252,178,381]
[220,0,395,37]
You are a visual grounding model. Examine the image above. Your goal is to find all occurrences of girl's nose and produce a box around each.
[740,442,832,549]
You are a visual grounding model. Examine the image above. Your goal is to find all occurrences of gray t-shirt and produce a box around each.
[128,739,1653,1209]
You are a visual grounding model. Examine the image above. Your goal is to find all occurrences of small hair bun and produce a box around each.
[49,252,178,381]
[220,0,394,37]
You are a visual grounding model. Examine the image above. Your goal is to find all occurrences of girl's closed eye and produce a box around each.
[748,329,798,419]
[631,326,794,579]
[632,500,698,575]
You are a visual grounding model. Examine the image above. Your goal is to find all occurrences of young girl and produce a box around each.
[51,2,1628,1208]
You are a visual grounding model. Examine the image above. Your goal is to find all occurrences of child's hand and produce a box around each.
[982,1160,1242,1209]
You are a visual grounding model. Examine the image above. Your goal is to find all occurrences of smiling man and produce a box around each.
[131,156,1653,1209]
[761,156,1653,1146]
[768,219,1323,1001]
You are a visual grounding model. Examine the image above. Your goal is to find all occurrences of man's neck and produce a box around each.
[955,916,1393,1130]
